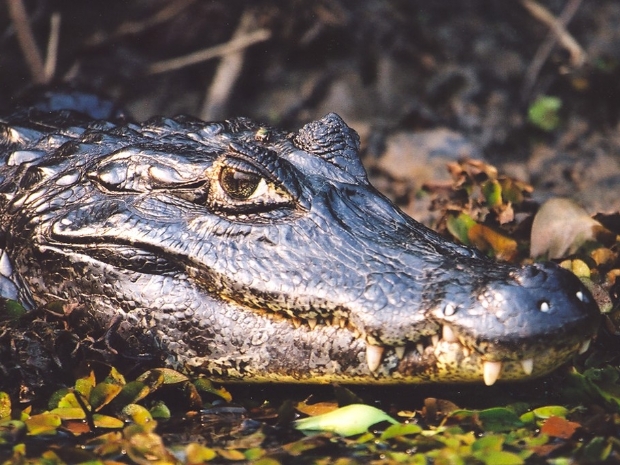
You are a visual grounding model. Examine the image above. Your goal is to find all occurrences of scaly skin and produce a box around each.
[0,93,601,384]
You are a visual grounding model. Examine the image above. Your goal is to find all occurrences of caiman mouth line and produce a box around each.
[224,297,594,386]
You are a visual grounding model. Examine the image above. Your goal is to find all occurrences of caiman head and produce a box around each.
[0,110,601,384]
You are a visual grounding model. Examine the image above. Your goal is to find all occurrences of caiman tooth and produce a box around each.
[416,343,425,355]
[366,344,384,372]
[431,334,440,347]
[483,360,503,386]
[339,319,346,329]
[292,318,302,329]
[521,358,534,375]
[394,346,406,360]
[307,318,317,330]
[578,339,591,354]
[332,317,340,327]
[442,325,458,343]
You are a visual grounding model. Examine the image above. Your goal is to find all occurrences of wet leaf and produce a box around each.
[24,413,61,435]
[477,408,524,433]
[185,442,218,462]
[294,404,397,436]
[528,95,562,131]
[540,416,580,439]
[482,179,502,207]
[560,259,591,278]
[74,370,96,399]
[136,367,189,385]
[532,406,569,419]
[122,404,154,426]
[193,377,232,402]
[473,449,524,465]
[296,399,339,416]
[0,392,10,420]
[530,198,603,259]
[49,407,86,420]
[0,420,26,444]
[89,382,123,411]
[149,401,171,420]
[446,212,476,245]
[468,223,518,261]
[92,413,125,429]
[217,448,246,460]
[380,422,423,439]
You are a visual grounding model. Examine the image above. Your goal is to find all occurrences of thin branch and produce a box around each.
[6,0,46,83]
[521,0,585,99]
[85,0,197,46]
[147,28,270,75]
[200,10,258,120]
[43,12,61,82]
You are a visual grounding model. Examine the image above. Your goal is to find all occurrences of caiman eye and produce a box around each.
[219,166,261,200]
[209,157,294,215]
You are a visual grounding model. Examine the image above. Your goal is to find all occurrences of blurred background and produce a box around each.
[3,0,620,219]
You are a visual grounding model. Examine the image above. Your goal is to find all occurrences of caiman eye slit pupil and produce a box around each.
[220,166,261,200]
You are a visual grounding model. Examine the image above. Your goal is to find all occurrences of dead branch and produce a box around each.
[521,0,586,99]
[147,28,270,76]
[6,0,46,84]
[200,10,259,120]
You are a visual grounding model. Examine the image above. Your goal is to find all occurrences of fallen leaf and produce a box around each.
[294,404,397,436]
[530,198,605,259]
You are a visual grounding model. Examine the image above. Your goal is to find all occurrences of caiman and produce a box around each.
[0,91,601,385]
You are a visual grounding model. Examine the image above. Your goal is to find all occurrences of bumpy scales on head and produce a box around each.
[0,92,600,384]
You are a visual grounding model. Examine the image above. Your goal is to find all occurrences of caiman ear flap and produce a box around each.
[293,113,367,181]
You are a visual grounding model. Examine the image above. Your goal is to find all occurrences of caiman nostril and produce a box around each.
[538,301,550,312]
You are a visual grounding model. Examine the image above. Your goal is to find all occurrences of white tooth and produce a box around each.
[339,319,346,329]
[366,344,384,372]
[332,317,340,327]
[578,339,591,354]
[416,343,425,355]
[576,291,584,302]
[352,329,361,338]
[292,318,302,329]
[308,318,317,330]
[394,346,406,359]
[442,325,458,343]
[483,361,503,386]
[462,347,471,357]
[432,335,440,346]
[521,358,534,375]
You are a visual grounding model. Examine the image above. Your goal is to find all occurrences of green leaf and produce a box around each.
[478,408,524,433]
[0,392,11,420]
[528,95,562,131]
[92,414,125,429]
[446,213,477,245]
[89,382,123,411]
[193,377,232,402]
[380,422,423,440]
[532,406,569,419]
[24,413,61,435]
[294,404,397,437]
[122,404,154,427]
[482,179,502,207]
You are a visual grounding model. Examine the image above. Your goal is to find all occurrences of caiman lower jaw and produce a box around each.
[366,323,594,386]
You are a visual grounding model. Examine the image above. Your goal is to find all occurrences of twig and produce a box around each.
[147,28,270,76]
[43,12,61,82]
[85,0,198,47]
[200,10,259,120]
[6,0,46,83]
[521,0,585,99]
